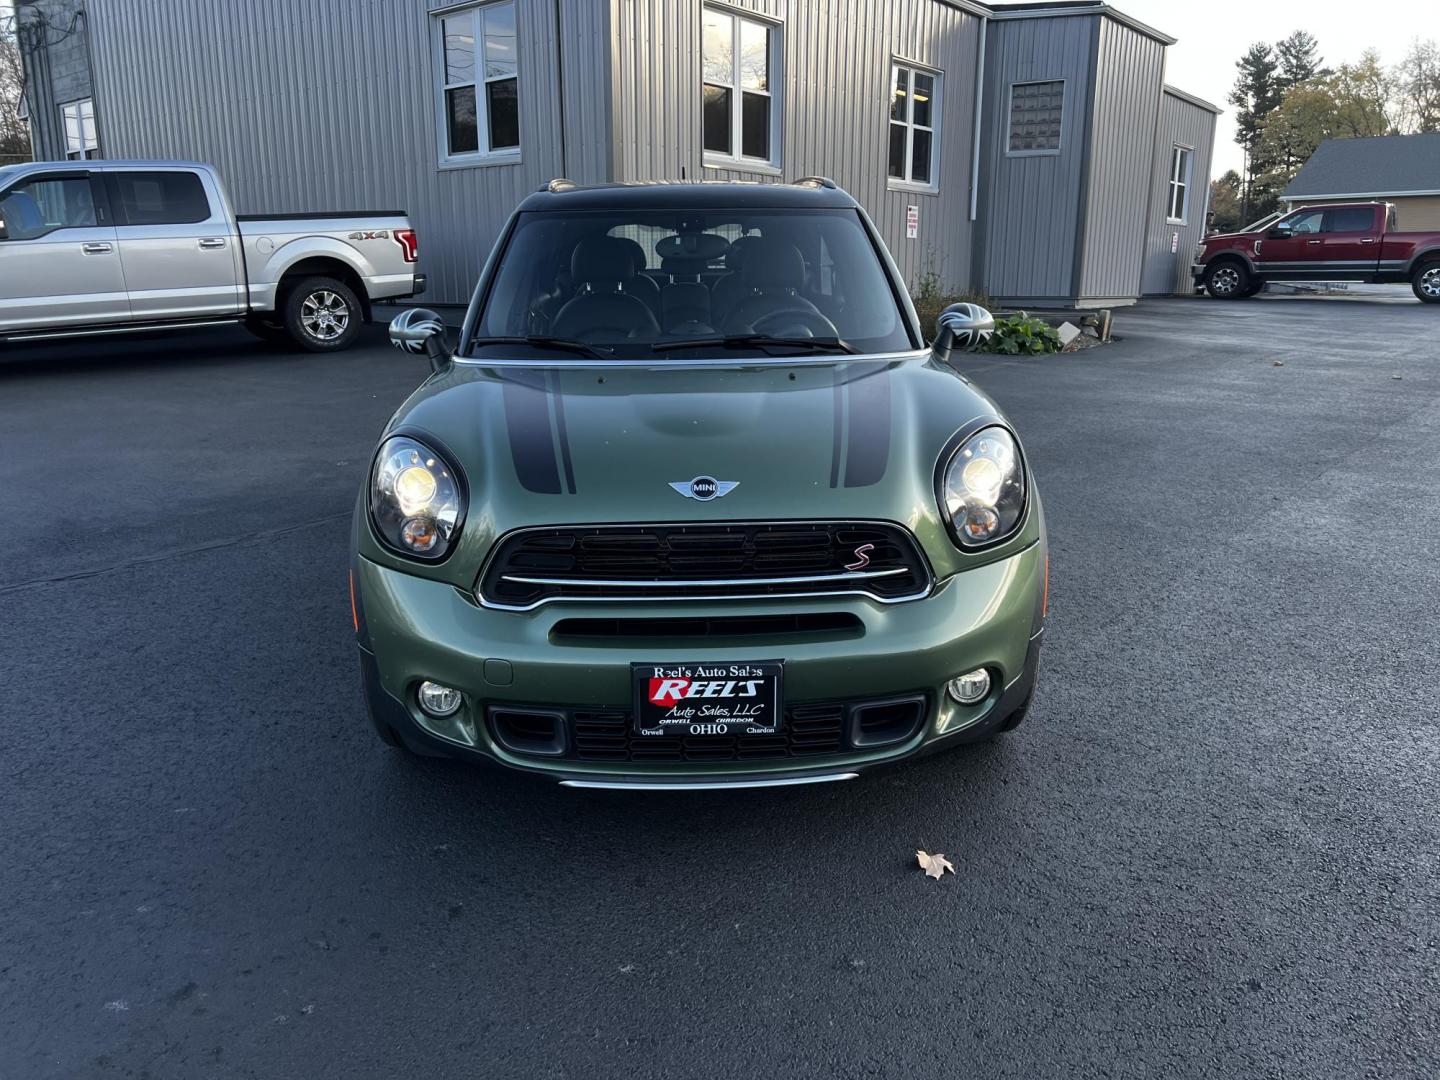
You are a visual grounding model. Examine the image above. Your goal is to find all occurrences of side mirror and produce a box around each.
[389,307,453,373]
[930,302,994,366]
[1267,225,1293,239]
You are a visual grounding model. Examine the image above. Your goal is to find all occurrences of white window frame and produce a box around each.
[1005,79,1065,158]
[61,98,97,160]
[431,0,521,170]
[887,60,942,193]
[701,4,782,175]
[1167,144,1193,224]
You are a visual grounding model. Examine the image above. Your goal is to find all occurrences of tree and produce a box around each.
[1275,31,1326,91]
[1229,42,1282,157]
[1252,52,1398,195]
[1396,39,1440,133]
[0,4,28,163]
[1327,50,1399,138]
[1208,170,1244,234]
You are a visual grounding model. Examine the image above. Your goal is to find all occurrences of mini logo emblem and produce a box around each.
[845,543,875,571]
[669,476,739,501]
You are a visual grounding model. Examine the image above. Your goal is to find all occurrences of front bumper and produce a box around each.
[354,539,1045,786]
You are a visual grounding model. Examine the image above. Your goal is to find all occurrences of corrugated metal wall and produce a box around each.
[1076,16,1164,303]
[83,0,610,305]
[46,0,1217,309]
[973,13,1096,304]
[609,0,983,293]
[1141,90,1217,295]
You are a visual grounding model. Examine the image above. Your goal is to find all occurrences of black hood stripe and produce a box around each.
[501,374,563,494]
[548,371,578,494]
[829,371,845,488]
[843,366,892,487]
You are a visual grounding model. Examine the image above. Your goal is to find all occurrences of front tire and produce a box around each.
[283,276,364,352]
[1413,261,1440,304]
[1204,261,1250,300]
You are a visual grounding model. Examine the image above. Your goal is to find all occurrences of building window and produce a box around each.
[702,7,777,166]
[435,1,519,163]
[888,63,940,188]
[61,99,98,160]
[1007,80,1063,154]
[1167,145,1193,223]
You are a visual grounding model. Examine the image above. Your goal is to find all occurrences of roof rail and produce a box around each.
[540,178,578,193]
[792,176,838,190]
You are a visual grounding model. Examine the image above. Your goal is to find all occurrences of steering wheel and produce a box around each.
[747,308,840,339]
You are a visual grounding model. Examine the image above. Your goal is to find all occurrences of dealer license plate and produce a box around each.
[632,661,784,737]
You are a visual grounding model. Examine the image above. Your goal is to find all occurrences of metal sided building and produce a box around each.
[14,0,1218,308]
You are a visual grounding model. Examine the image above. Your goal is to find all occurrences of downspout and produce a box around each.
[78,8,101,157]
[553,0,568,177]
[968,15,986,222]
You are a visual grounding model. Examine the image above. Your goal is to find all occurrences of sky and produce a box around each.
[1115,0,1435,180]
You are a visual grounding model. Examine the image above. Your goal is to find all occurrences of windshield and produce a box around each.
[469,207,915,358]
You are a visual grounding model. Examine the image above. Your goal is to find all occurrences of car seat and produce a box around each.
[724,238,824,333]
[551,236,660,340]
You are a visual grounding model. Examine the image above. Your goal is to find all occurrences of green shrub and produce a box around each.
[980,314,1062,355]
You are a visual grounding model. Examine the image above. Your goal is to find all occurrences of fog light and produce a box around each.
[947,668,991,705]
[417,681,463,717]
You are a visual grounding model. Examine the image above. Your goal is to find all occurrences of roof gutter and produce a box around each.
[986,4,1176,46]
[1281,190,1440,201]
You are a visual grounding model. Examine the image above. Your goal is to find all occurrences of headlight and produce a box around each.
[369,435,464,560]
[940,426,1025,548]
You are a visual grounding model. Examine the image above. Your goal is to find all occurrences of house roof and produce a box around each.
[1282,133,1440,200]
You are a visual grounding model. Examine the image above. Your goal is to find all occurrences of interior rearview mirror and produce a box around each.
[930,302,995,367]
[389,308,453,373]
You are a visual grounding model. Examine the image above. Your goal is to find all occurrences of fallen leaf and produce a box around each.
[916,850,955,880]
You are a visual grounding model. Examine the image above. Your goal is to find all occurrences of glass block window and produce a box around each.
[1008,80,1064,154]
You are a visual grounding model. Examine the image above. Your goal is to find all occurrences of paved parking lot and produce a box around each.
[3,295,1438,1078]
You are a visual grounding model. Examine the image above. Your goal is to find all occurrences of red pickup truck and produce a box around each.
[1194,202,1440,304]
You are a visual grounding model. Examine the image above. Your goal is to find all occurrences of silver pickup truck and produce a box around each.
[0,160,425,351]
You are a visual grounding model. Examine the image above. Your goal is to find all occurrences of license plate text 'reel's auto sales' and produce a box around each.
[632,661,783,737]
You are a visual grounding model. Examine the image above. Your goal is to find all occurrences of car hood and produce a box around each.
[359,354,1040,587]
[1202,230,1258,245]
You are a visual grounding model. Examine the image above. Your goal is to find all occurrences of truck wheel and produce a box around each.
[283,276,363,352]
[242,315,293,347]
[1204,261,1250,299]
[1413,262,1440,304]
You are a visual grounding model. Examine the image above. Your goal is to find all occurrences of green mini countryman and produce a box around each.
[351,178,1047,789]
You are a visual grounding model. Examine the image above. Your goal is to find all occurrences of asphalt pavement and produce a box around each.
[2,294,1438,1078]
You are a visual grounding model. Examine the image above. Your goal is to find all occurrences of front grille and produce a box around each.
[549,612,863,642]
[478,521,931,610]
[487,695,929,764]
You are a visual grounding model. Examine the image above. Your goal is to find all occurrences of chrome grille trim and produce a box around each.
[476,520,934,612]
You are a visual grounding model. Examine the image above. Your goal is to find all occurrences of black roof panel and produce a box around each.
[517,179,860,212]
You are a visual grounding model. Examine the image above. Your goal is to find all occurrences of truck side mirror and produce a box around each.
[389,308,453,373]
[1267,225,1293,239]
[930,302,994,366]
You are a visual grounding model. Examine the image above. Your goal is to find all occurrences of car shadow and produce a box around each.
[0,319,389,378]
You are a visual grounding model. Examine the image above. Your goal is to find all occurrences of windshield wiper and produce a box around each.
[468,336,614,360]
[650,334,859,355]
